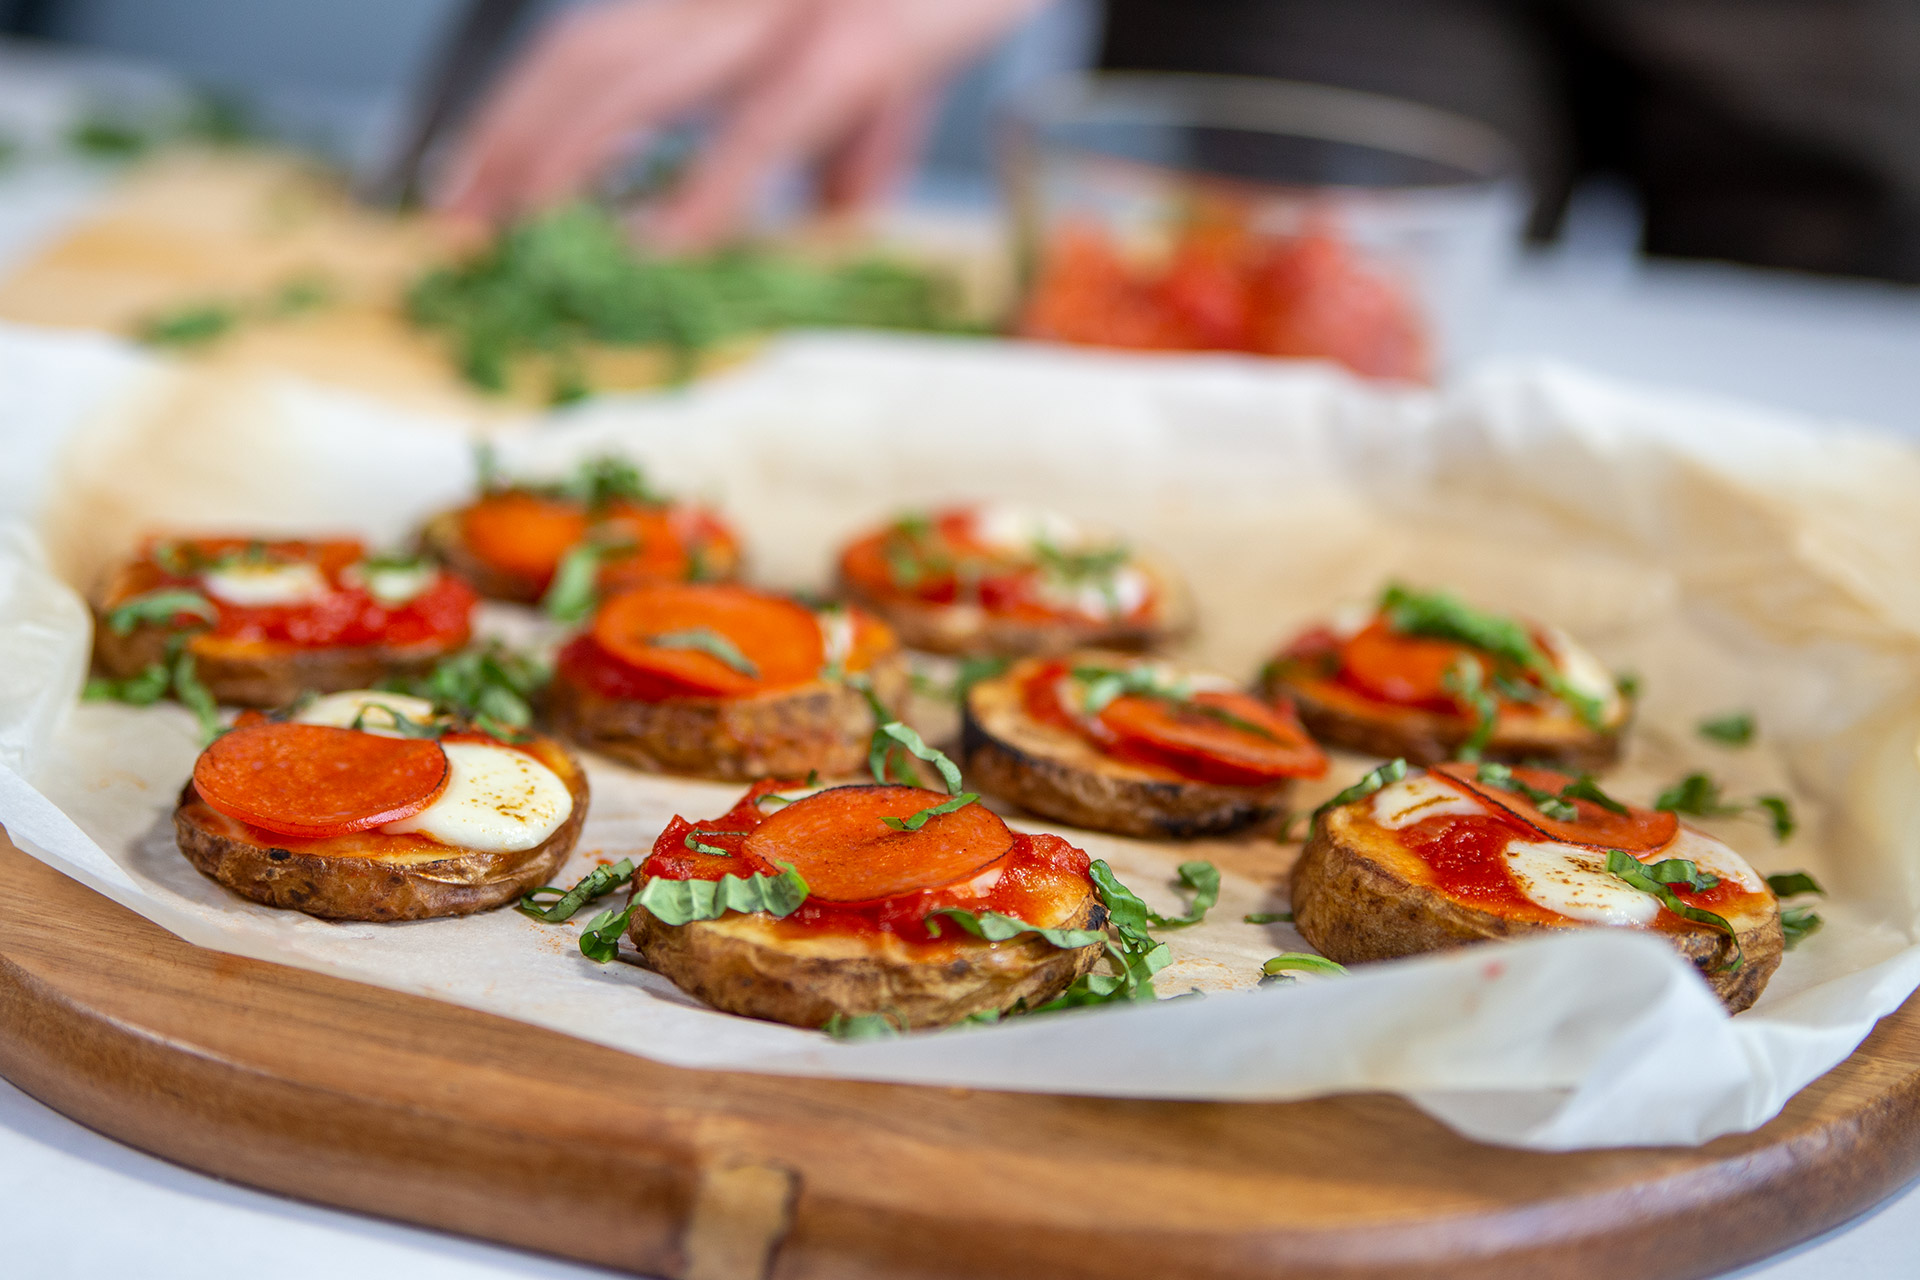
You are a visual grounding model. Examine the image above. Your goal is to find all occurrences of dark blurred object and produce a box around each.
[362,0,538,206]
[1101,0,1920,283]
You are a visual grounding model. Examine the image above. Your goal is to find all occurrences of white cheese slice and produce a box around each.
[383,741,572,853]
[1371,774,1489,829]
[344,560,439,607]
[1033,562,1150,621]
[1503,840,1661,926]
[1659,826,1766,892]
[817,607,856,671]
[295,690,438,736]
[201,560,328,607]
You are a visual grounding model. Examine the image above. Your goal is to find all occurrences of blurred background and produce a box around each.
[0,0,1916,424]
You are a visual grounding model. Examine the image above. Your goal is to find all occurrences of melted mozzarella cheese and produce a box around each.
[970,504,1084,553]
[1034,563,1150,620]
[1660,826,1766,892]
[383,741,572,853]
[817,607,855,670]
[1371,774,1489,829]
[1503,841,1661,926]
[201,560,328,607]
[345,560,438,607]
[295,690,438,736]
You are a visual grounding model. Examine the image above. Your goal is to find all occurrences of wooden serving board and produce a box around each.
[3,836,1919,1280]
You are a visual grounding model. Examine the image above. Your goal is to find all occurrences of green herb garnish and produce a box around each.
[540,535,634,623]
[881,791,980,832]
[683,830,749,857]
[823,1012,904,1041]
[1311,758,1408,830]
[1244,911,1294,924]
[1655,772,1796,843]
[1142,861,1219,929]
[1698,711,1756,746]
[105,588,218,636]
[1766,871,1824,899]
[649,627,759,678]
[577,862,811,962]
[1604,849,1742,971]
[924,908,1106,950]
[1767,871,1824,949]
[1261,953,1348,978]
[518,859,636,923]
[378,642,548,740]
[1441,656,1496,761]
[85,633,222,742]
[867,719,964,793]
[1029,861,1172,1010]
[1378,583,1607,729]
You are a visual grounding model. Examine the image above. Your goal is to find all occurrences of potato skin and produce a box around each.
[173,734,589,921]
[630,890,1106,1030]
[1260,665,1627,771]
[93,615,462,709]
[962,657,1290,839]
[547,654,910,781]
[836,554,1192,658]
[1291,802,1784,1013]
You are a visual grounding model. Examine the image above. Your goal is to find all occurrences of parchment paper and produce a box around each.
[4,326,1920,1151]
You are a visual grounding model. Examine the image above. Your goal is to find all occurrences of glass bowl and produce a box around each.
[1001,73,1527,381]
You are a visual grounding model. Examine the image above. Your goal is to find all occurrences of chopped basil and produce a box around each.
[1766,871,1824,899]
[683,829,749,857]
[823,1012,904,1041]
[1142,861,1219,929]
[881,791,980,832]
[1244,911,1294,924]
[83,664,170,707]
[1028,860,1173,1010]
[540,535,634,622]
[1475,761,1579,822]
[87,634,221,742]
[138,302,238,347]
[378,642,548,741]
[518,858,636,923]
[1780,905,1824,949]
[1698,711,1756,747]
[1311,758,1409,830]
[924,908,1106,949]
[1558,773,1628,815]
[649,627,759,678]
[549,454,661,511]
[1261,952,1348,978]
[105,588,218,636]
[578,903,636,963]
[634,862,810,927]
[1378,583,1607,729]
[867,720,965,794]
[1604,849,1743,971]
[1616,672,1642,700]
[1655,772,1796,843]
[1069,664,1281,743]
[1441,655,1496,761]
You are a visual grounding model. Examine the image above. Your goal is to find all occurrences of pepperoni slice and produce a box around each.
[1432,762,1677,852]
[1098,690,1328,783]
[192,722,449,840]
[591,583,825,697]
[742,784,1015,904]
[460,492,591,584]
[1337,619,1471,711]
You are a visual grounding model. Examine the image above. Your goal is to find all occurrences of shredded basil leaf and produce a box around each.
[1780,904,1824,949]
[1698,711,1756,747]
[578,903,636,963]
[1028,860,1172,1010]
[1244,911,1293,924]
[83,663,170,707]
[1312,758,1409,830]
[1442,655,1497,761]
[1656,772,1796,843]
[1604,849,1743,971]
[867,720,964,794]
[1261,952,1348,978]
[379,642,548,741]
[924,908,1106,949]
[1143,861,1220,929]
[1616,672,1642,700]
[649,627,759,678]
[1558,773,1629,815]
[823,1012,904,1041]
[1378,583,1606,729]
[105,588,218,636]
[681,829,749,857]
[881,791,980,832]
[518,858,636,923]
[540,537,627,622]
[632,862,810,927]
[1766,871,1824,899]
[1475,761,1580,822]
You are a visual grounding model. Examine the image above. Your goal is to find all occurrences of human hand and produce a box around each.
[439,0,1046,249]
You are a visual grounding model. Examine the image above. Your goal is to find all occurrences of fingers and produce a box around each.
[820,86,938,213]
[649,10,899,249]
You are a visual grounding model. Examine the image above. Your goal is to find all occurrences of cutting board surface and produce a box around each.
[4,836,1920,1280]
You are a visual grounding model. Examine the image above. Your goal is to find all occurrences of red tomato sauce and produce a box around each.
[113,537,475,653]
[641,782,1096,947]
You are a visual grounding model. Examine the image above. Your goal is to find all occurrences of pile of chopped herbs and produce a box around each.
[405,203,978,399]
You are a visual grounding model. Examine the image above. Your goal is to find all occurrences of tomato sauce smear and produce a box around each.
[640,781,1097,948]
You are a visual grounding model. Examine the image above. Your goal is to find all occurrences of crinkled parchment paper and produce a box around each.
[4,326,1920,1150]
